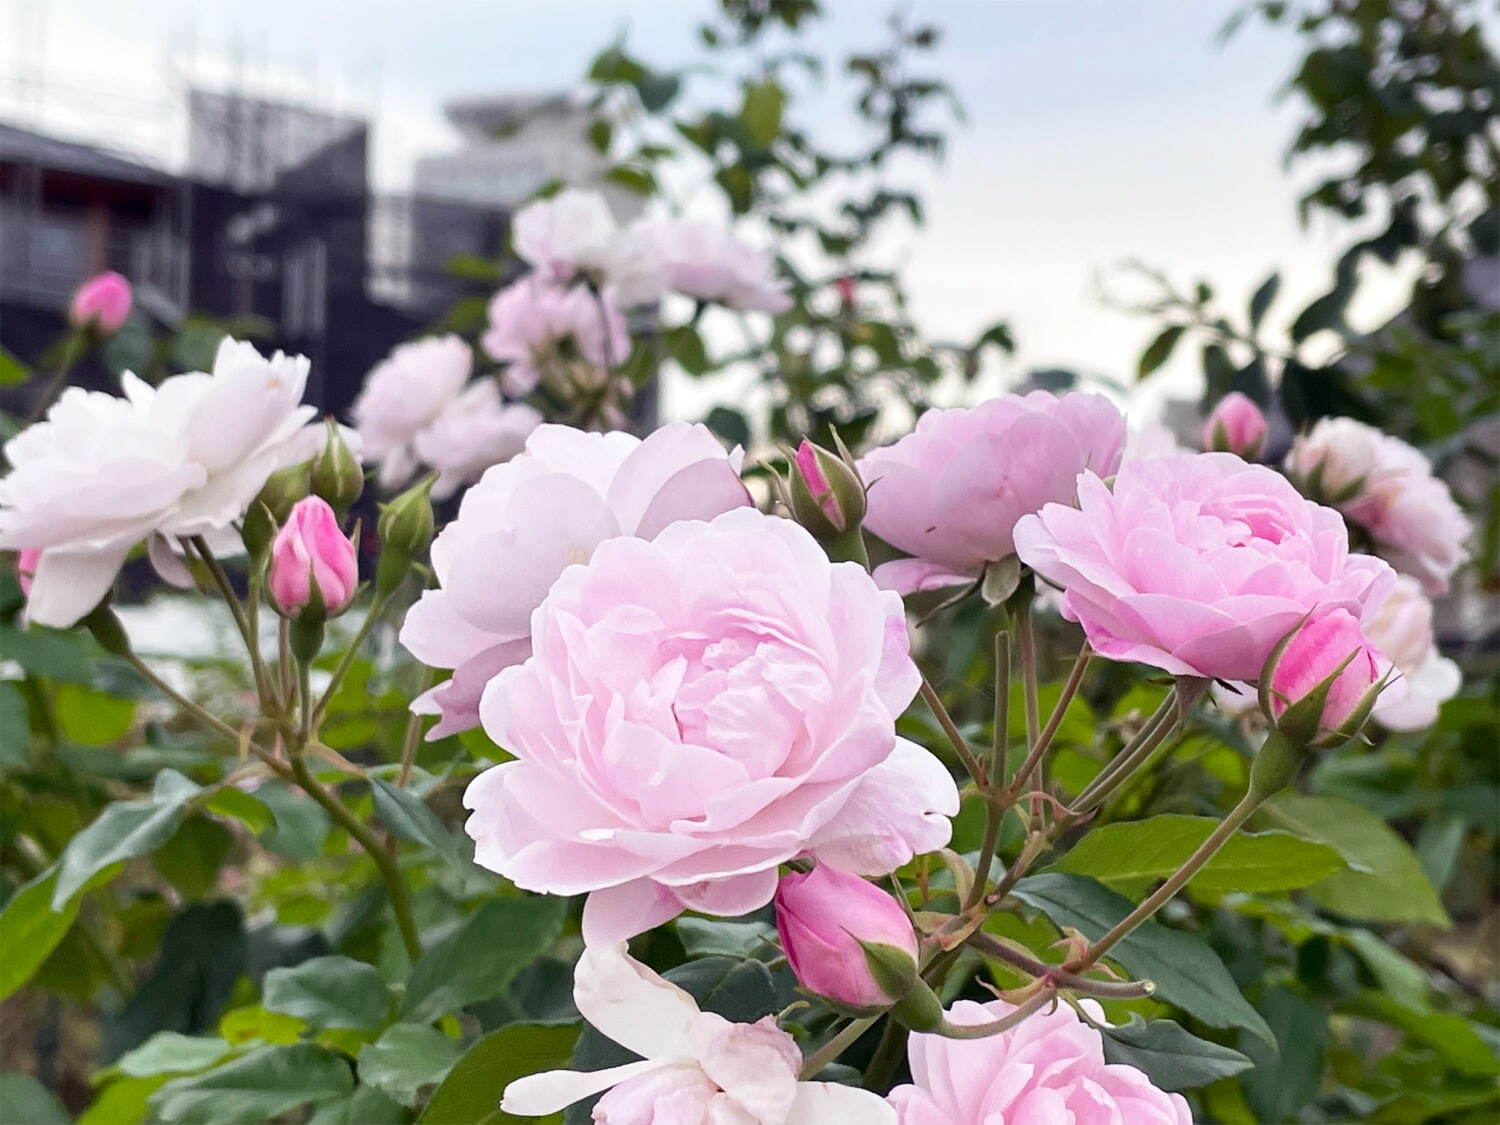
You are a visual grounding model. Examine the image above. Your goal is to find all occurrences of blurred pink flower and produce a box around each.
[268,497,357,616]
[1364,575,1460,731]
[398,422,751,738]
[775,865,918,1010]
[1202,392,1267,459]
[859,391,1126,594]
[480,277,628,396]
[1014,453,1394,682]
[411,381,541,500]
[462,508,957,944]
[14,548,39,597]
[511,188,666,306]
[639,218,791,312]
[69,271,132,334]
[888,998,1190,1124]
[351,335,472,490]
[501,943,894,1123]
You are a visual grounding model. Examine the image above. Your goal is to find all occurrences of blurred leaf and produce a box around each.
[742,79,786,146]
[148,1044,353,1124]
[0,865,107,1000]
[306,1085,405,1125]
[263,956,391,1032]
[0,346,30,386]
[257,783,333,861]
[55,682,137,745]
[605,164,656,196]
[1248,272,1280,330]
[704,406,751,448]
[1101,1015,1254,1091]
[1259,793,1449,926]
[1137,325,1184,380]
[420,1023,580,1125]
[115,1033,233,1078]
[676,917,778,959]
[54,770,200,907]
[0,625,95,681]
[154,816,233,900]
[401,896,566,1024]
[0,1074,68,1124]
[665,325,710,375]
[218,1005,305,1047]
[1012,873,1273,1045]
[1240,985,1327,1123]
[357,1024,464,1106]
[204,788,273,835]
[0,682,28,768]
[1056,814,1345,896]
[101,312,153,377]
[1343,992,1500,1076]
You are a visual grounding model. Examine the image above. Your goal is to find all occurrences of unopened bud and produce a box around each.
[376,476,435,594]
[1259,609,1393,751]
[310,418,365,512]
[244,463,312,559]
[269,497,358,622]
[1202,392,1267,460]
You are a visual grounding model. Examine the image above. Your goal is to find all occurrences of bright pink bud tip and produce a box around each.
[15,548,41,597]
[775,864,918,1010]
[794,440,841,526]
[1202,392,1268,459]
[269,497,358,617]
[1269,609,1384,740]
[69,272,133,334]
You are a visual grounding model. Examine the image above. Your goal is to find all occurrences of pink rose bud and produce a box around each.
[69,272,133,335]
[268,497,358,619]
[15,548,40,597]
[1202,392,1268,459]
[786,437,867,561]
[1261,609,1389,750]
[775,864,919,1013]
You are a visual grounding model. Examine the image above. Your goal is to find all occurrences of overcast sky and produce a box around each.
[3,0,1426,418]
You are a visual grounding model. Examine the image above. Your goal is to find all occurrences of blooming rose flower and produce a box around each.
[775,865,918,1010]
[351,335,472,489]
[463,507,958,944]
[411,381,542,500]
[399,422,752,738]
[638,218,791,312]
[858,392,1127,594]
[480,277,629,396]
[1364,575,1460,731]
[69,271,133,334]
[511,188,666,306]
[887,998,1190,1124]
[1202,392,1268,459]
[1287,417,1471,594]
[0,338,315,627]
[1014,453,1395,682]
[501,943,895,1123]
[268,497,358,617]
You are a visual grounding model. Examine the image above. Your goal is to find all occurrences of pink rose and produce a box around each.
[888,998,1191,1124]
[398,422,752,738]
[352,335,472,489]
[775,865,918,1010]
[14,548,40,597]
[69,272,133,334]
[1014,453,1395,682]
[462,508,958,944]
[858,392,1126,593]
[268,497,358,616]
[1365,575,1459,731]
[410,380,541,501]
[1202,392,1267,459]
[480,277,628,396]
[1266,609,1389,746]
[637,218,791,312]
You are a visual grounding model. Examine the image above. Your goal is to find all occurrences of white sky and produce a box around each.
[3,0,1430,419]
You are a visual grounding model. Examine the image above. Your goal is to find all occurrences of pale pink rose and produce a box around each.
[14,548,39,597]
[463,508,958,944]
[1267,609,1388,743]
[501,943,895,1123]
[511,188,667,306]
[1287,417,1471,594]
[69,271,132,334]
[859,392,1127,593]
[268,497,358,616]
[888,999,1191,1125]
[775,865,918,1010]
[637,218,791,312]
[1014,453,1395,682]
[351,335,472,489]
[1363,575,1459,731]
[399,422,752,738]
[1202,392,1267,459]
[0,338,315,627]
[480,277,629,396]
[411,381,542,501]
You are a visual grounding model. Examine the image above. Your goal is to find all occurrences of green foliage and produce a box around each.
[262,956,392,1032]
[420,1023,580,1125]
[1100,1015,1255,1091]
[148,1044,354,1124]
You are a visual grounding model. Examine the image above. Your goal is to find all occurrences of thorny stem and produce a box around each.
[860,1019,909,1092]
[23,332,82,427]
[1015,599,1041,751]
[1072,686,1183,811]
[989,631,1011,784]
[934,988,1055,1039]
[396,667,435,787]
[120,649,273,768]
[964,933,1156,1000]
[188,536,272,708]
[919,676,987,785]
[797,1016,878,1080]
[1003,645,1091,802]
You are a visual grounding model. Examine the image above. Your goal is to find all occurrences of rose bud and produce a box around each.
[310,418,365,512]
[786,436,868,564]
[69,272,133,335]
[269,497,358,620]
[775,864,919,1014]
[375,475,435,594]
[1202,392,1267,460]
[1259,609,1393,752]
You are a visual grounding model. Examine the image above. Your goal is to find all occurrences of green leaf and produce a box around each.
[401,896,566,1024]
[53,769,201,907]
[203,788,273,834]
[1100,1015,1254,1091]
[419,1023,580,1125]
[741,79,785,147]
[1240,986,1327,1123]
[55,682,137,744]
[357,1023,465,1107]
[0,345,32,386]
[1342,930,1428,1010]
[115,1033,233,1078]
[154,816,233,899]
[0,624,95,681]
[257,783,333,861]
[1011,873,1273,1045]
[1343,992,1500,1077]
[149,1044,353,1124]
[1055,814,1346,896]
[0,1073,68,1124]
[665,325,710,375]
[676,917,778,959]
[1248,272,1280,329]
[79,1073,166,1125]
[0,682,27,768]
[307,1085,406,1125]
[704,407,751,448]
[369,777,452,852]
[262,955,391,1032]
[1259,792,1449,926]
[1136,324,1185,380]
[0,863,122,1000]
